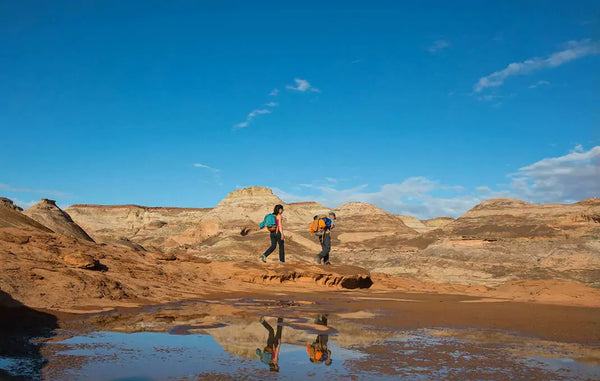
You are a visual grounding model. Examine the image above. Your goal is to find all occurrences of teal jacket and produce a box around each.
[259,214,277,229]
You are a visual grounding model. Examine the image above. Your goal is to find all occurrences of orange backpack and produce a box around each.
[306,343,323,361]
[309,216,330,236]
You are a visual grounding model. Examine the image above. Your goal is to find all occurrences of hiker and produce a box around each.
[310,212,336,265]
[306,314,332,366]
[256,317,283,372]
[259,204,285,263]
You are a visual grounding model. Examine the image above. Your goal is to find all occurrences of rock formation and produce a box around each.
[24,199,94,242]
[421,217,454,228]
[0,197,23,212]
[59,190,600,289]
[0,198,53,232]
[66,204,211,251]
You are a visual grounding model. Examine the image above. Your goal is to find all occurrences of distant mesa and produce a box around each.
[575,197,600,206]
[24,199,95,242]
[470,198,533,211]
[334,202,417,234]
[226,186,275,198]
[335,202,391,216]
[422,217,455,228]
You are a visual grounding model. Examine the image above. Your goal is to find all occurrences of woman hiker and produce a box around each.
[259,204,285,263]
[256,317,283,372]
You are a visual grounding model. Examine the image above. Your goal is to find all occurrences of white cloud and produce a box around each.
[528,80,550,89]
[474,39,600,92]
[233,121,248,129]
[0,183,66,197]
[193,163,220,172]
[286,78,320,93]
[233,77,320,129]
[532,80,551,88]
[247,109,271,118]
[477,94,504,102]
[11,198,38,209]
[508,145,600,203]
[427,39,450,53]
[272,145,600,219]
[233,108,272,130]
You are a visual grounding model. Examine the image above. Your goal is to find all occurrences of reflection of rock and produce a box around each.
[206,319,307,359]
[204,316,395,360]
[427,328,600,367]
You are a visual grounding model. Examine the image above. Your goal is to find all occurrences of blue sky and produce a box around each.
[1,1,598,218]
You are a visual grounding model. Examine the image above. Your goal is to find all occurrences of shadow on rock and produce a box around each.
[0,290,58,380]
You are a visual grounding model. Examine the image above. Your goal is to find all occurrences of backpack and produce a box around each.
[261,214,278,232]
[309,216,332,236]
[306,343,323,362]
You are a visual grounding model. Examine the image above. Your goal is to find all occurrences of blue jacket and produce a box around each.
[259,214,277,229]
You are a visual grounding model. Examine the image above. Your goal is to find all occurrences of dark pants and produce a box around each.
[317,233,331,264]
[315,314,329,346]
[263,231,285,262]
[262,317,283,347]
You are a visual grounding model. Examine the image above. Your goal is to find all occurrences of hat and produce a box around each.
[328,211,336,219]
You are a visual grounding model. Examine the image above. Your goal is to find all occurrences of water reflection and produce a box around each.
[306,314,332,366]
[1,296,598,380]
[256,317,282,372]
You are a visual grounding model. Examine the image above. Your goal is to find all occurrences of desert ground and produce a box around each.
[1,187,599,379]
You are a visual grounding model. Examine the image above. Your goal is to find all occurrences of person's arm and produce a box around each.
[273,340,280,363]
[279,216,284,239]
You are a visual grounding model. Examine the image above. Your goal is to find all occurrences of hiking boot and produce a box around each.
[279,261,285,264]
[324,261,331,265]
[260,255,267,263]
[315,255,321,264]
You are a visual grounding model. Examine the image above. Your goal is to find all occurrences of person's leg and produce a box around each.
[262,319,276,346]
[277,232,285,262]
[263,231,277,258]
[275,317,283,340]
[316,236,326,263]
[322,233,331,264]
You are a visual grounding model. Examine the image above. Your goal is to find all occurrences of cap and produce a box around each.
[328,212,336,219]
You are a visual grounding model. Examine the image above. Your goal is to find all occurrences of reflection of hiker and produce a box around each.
[260,204,285,263]
[256,317,283,372]
[309,212,336,265]
[306,314,332,366]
